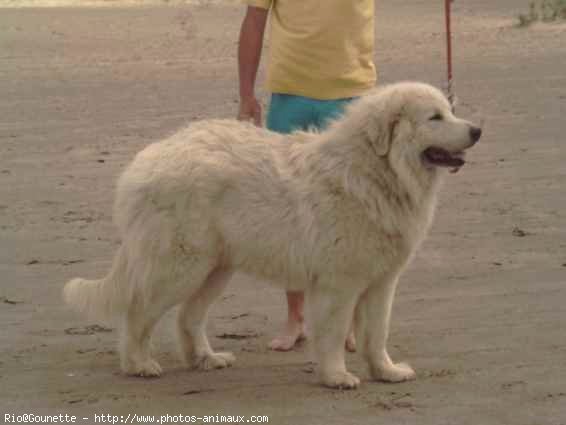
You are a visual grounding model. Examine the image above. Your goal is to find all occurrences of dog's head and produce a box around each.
[353,82,482,173]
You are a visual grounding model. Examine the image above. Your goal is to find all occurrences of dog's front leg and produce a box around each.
[355,275,416,383]
[307,285,360,389]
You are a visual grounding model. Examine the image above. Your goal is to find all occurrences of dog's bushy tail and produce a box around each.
[63,245,129,321]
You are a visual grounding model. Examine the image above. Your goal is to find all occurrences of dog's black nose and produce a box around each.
[469,126,482,143]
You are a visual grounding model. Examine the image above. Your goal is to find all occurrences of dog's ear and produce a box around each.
[363,110,401,157]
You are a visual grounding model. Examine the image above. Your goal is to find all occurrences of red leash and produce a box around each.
[445,0,456,107]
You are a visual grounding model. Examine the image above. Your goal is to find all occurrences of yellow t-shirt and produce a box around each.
[244,0,376,100]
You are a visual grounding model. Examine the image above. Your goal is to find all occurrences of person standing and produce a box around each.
[237,0,377,351]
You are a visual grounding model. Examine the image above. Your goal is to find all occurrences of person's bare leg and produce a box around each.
[345,324,357,353]
[269,291,306,351]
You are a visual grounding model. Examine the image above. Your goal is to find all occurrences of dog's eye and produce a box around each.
[429,113,444,121]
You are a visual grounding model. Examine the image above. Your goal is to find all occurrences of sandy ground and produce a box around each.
[1,1,565,424]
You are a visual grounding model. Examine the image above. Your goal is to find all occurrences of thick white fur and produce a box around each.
[64,82,478,388]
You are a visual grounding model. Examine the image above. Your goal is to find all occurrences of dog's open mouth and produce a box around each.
[423,147,465,171]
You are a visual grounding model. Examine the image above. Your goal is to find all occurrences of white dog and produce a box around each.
[64,82,481,389]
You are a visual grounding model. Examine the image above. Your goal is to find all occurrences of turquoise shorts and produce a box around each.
[266,93,356,134]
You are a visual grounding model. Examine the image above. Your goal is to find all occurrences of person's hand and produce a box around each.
[238,96,262,127]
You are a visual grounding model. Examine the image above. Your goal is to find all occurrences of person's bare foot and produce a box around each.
[345,330,356,353]
[268,320,306,351]
[269,291,305,351]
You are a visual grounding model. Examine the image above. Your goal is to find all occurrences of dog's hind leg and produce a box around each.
[120,292,175,377]
[355,274,416,383]
[120,254,208,377]
[177,266,236,371]
[308,284,360,389]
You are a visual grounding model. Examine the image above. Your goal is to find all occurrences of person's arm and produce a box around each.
[237,6,269,126]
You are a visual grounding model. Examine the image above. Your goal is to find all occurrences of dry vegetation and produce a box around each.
[518,0,566,26]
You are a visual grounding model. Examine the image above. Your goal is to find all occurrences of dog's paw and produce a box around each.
[321,370,361,390]
[193,351,236,371]
[123,358,163,378]
[372,362,416,383]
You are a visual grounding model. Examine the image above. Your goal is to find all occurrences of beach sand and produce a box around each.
[1,1,565,423]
